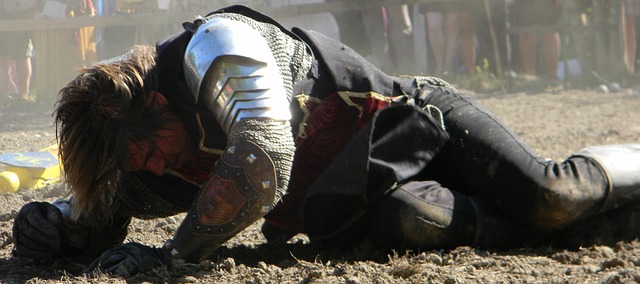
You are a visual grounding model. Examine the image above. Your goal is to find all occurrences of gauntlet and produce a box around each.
[13,200,89,259]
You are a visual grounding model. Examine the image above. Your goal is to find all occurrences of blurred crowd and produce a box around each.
[2,0,639,100]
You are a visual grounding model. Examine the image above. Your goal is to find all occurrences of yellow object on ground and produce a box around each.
[0,145,62,193]
[0,171,20,193]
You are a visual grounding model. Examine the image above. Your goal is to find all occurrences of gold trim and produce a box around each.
[196,113,225,155]
[165,168,201,187]
[337,91,391,117]
[294,93,321,141]
[166,113,224,187]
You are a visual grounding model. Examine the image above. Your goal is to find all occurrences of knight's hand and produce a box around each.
[12,202,64,259]
[85,242,172,276]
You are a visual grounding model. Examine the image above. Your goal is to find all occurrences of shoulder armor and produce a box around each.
[184,17,291,134]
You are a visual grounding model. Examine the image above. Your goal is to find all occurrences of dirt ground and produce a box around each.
[1,86,640,283]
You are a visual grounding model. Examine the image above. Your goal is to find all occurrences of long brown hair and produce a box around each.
[55,45,172,220]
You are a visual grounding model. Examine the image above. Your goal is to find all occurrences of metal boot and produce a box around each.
[572,144,640,213]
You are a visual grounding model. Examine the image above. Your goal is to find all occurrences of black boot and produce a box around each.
[366,181,554,251]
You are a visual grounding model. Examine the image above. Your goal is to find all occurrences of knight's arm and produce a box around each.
[166,17,295,262]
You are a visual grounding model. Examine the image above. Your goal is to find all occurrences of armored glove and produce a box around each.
[13,202,64,259]
[12,201,89,259]
[85,242,172,276]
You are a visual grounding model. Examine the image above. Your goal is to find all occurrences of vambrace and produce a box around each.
[168,139,278,262]
[168,120,294,262]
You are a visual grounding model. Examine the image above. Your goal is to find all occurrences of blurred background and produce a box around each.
[0,0,638,102]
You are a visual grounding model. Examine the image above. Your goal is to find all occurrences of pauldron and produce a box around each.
[183,17,290,134]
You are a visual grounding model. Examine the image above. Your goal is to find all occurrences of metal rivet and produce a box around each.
[246,153,257,164]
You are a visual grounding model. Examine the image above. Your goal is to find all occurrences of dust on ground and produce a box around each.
[1,87,640,283]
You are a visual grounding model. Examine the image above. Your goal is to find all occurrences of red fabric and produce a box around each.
[172,149,220,186]
[265,92,390,231]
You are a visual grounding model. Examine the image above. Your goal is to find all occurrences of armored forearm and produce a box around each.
[167,139,276,261]
[169,15,297,262]
[167,118,294,262]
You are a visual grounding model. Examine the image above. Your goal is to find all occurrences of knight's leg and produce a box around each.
[366,181,554,251]
[419,87,640,229]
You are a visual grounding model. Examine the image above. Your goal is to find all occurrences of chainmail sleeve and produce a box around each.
[227,119,295,203]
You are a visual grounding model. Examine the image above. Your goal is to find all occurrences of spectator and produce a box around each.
[358,6,392,70]
[326,0,390,70]
[474,0,509,78]
[0,0,38,102]
[384,4,417,74]
[557,0,592,84]
[419,1,477,77]
[512,0,561,79]
[326,0,372,59]
[69,0,97,68]
[623,0,639,74]
[265,0,340,42]
[95,0,151,60]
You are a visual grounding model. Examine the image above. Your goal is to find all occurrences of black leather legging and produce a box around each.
[418,87,609,229]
